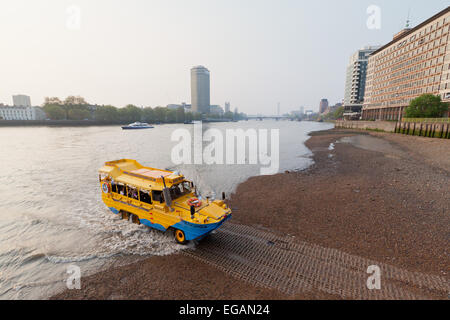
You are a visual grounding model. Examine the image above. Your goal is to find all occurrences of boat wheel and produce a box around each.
[175,229,187,245]
[129,214,140,225]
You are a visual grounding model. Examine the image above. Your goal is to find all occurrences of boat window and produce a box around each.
[152,190,165,203]
[168,182,192,199]
[169,185,182,199]
[116,184,126,195]
[180,182,192,194]
[127,186,139,200]
[139,190,152,204]
[111,182,118,193]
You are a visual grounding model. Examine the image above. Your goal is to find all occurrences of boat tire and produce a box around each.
[129,213,140,225]
[174,229,187,245]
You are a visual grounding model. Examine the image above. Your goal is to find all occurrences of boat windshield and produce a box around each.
[169,181,192,200]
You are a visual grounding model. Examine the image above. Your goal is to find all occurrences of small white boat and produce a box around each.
[121,122,154,130]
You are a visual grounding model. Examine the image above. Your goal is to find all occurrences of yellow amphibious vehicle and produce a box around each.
[99,159,232,244]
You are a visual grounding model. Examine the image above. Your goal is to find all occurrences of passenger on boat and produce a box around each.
[170,185,182,199]
[127,187,138,200]
[152,190,164,203]
[139,190,152,204]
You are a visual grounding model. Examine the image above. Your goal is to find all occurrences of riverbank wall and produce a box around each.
[335,120,397,132]
[395,121,450,139]
[335,120,450,139]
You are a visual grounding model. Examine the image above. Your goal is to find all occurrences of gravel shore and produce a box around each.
[231,129,449,276]
[52,128,449,300]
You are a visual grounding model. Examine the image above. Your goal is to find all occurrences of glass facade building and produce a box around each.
[344,47,380,106]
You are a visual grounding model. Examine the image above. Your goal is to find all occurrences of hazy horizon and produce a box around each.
[1,0,448,114]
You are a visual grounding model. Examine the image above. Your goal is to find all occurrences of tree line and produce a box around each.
[320,106,345,121]
[405,94,449,118]
[42,96,247,123]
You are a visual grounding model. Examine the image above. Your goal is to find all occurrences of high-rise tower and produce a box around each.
[191,66,210,114]
[343,46,380,106]
[319,99,329,114]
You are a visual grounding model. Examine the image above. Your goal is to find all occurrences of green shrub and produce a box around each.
[405,94,449,118]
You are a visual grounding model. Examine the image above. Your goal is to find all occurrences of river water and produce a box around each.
[0,120,332,299]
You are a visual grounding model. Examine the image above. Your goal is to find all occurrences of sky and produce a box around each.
[0,0,448,114]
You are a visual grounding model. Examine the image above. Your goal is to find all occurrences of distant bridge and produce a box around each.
[247,115,290,120]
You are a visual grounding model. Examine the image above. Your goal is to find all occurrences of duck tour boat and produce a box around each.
[98,159,232,244]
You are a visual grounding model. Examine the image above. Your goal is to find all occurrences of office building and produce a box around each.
[209,105,224,115]
[167,104,183,110]
[13,95,32,107]
[343,46,380,119]
[182,103,192,112]
[167,103,192,112]
[362,7,450,120]
[319,99,329,114]
[191,66,211,114]
[344,46,381,106]
[0,105,46,120]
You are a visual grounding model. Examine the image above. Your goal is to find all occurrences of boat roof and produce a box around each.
[99,159,186,190]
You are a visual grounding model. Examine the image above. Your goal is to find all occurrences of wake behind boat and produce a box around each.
[121,122,154,130]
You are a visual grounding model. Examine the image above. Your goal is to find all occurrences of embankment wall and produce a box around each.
[335,120,397,133]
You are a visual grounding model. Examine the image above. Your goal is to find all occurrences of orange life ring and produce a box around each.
[101,182,111,194]
[187,197,202,208]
